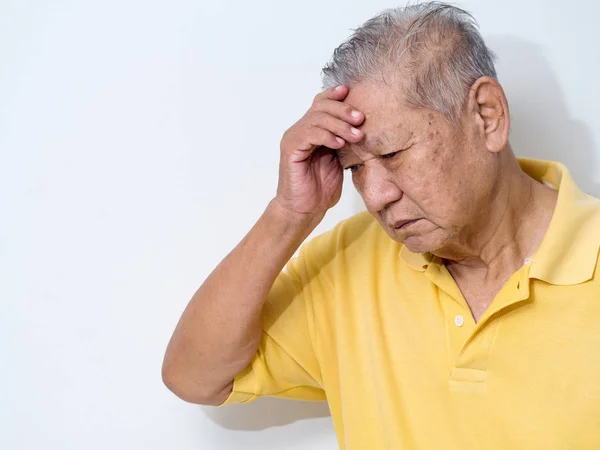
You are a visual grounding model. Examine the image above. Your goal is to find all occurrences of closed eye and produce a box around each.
[343,149,405,172]
[344,164,362,173]
[381,151,399,159]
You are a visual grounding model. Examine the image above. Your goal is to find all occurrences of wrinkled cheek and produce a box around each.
[410,171,458,226]
[404,171,434,207]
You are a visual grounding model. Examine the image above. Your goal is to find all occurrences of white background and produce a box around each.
[1,0,598,449]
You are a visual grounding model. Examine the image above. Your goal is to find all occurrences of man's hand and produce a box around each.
[162,86,366,405]
[276,85,365,217]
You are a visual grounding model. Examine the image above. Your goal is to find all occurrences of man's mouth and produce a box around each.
[393,219,420,230]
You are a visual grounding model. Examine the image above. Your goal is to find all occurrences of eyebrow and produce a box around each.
[336,132,393,160]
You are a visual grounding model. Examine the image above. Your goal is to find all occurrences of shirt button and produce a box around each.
[454,315,464,327]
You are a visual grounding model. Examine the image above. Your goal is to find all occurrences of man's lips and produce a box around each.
[393,219,420,230]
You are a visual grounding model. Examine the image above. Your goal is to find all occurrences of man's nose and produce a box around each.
[359,165,403,212]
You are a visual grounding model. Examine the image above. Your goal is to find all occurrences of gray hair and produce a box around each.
[321,2,498,124]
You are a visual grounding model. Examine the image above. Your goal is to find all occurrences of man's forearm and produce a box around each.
[162,199,322,404]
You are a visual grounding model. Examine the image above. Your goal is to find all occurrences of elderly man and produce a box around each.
[163,2,600,448]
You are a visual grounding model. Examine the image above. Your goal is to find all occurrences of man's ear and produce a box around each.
[468,76,510,153]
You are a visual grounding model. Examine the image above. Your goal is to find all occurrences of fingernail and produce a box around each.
[351,127,361,136]
[336,137,344,144]
[351,110,361,119]
[335,85,344,92]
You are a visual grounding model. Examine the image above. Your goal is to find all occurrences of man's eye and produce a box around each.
[381,151,399,159]
[344,164,361,173]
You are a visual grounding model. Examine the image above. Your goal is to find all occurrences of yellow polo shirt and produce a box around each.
[220,158,600,449]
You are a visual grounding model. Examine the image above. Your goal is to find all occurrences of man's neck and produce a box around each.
[436,162,558,295]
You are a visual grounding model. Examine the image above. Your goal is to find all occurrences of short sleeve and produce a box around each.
[219,236,333,406]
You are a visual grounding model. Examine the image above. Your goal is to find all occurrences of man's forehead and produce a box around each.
[336,131,385,160]
[337,128,409,160]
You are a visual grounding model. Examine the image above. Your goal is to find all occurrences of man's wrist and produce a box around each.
[265,198,324,239]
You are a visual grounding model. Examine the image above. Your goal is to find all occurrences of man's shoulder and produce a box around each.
[305,211,384,250]
[300,210,400,269]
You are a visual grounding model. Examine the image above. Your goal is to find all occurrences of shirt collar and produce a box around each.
[400,158,600,285]
[521,158,600,284]
[400,245,434,272]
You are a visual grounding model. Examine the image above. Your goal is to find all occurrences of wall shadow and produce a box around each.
[203,397,331,431]
[487,35,599,197]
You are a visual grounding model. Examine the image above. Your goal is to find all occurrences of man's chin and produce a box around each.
[385,229,431,253]
[402,235,435,254]
[396,228,447,255]
[381,221,445,254]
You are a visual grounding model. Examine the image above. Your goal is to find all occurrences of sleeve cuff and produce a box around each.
[216,363,258,407]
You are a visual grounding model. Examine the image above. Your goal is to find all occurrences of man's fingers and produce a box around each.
[294,127,345,152]
[308,112,364,144]
[282,85,364,161]
[313,85,349,104]
[311,99,365,127]
[311,86,365,128]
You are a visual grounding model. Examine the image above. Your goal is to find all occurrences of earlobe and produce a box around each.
[471,76,510,153]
